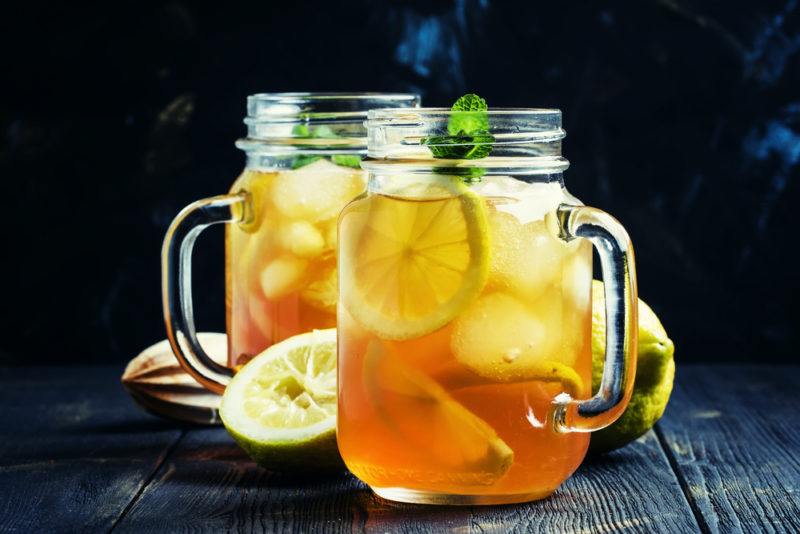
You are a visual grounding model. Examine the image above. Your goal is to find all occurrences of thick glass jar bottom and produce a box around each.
[371,485,558,506]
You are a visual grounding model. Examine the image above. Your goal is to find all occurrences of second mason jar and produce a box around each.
[163,93,420,393]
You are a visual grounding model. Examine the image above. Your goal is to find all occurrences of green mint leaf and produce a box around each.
[422,133,494,160]
[459,133,493,159]
[451,93,488,113]
[421,135,460,159]
[291,124,352,168]
[291,155,323,169]
[422,93,493,161]
[421,134,490,159]
[292,124,346,169]
[448,113,490,137]
[292,124,311,137]
[310,125,337,139]
[291,124,337,139]
[448,93,489,136]
[330,155,362,169]
[420,93,493,183]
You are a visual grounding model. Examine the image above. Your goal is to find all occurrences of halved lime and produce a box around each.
[219,329,343,471]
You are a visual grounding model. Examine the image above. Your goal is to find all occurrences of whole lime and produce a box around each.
[589,281,675,454]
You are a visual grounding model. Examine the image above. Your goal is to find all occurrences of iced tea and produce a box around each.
[162,93,420,394]
[227,159,366,367]
[337,178,593,503]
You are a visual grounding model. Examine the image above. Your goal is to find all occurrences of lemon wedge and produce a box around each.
[363,342,513,484]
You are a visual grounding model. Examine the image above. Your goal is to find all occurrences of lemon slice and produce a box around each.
[341,181,490,340]
[219,329,343,471]
[364,342,513,485]
[429,359,585,399]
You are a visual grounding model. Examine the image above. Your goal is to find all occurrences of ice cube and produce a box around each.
[259,255,308,299]
[451,292,560,381]
[272,159,366,222]
[300,265,338,313]
[470,175,531,197]
[493,181,564,224]
[487,208,565,302]
[278,221,325,259]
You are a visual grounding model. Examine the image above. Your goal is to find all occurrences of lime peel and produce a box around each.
[589,281,676,454]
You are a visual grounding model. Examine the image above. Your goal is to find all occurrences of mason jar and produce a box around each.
[163,93,420,393]
[337,107,638,504]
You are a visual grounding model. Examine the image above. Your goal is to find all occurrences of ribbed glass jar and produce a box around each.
[336,107,637,504]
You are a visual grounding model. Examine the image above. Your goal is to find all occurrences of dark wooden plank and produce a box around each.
[0,366,184,533]
[117,424,698,532]
[465,430,698,534]
[657,365,800,533]
[113,427,377,534]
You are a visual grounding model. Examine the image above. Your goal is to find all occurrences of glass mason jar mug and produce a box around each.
[162,93,420,393]
[337,108,638,504]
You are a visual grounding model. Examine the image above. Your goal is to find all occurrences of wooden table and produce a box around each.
[1,365,797,533]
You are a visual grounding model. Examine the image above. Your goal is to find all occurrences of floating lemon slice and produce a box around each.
[341,180,489,340]
[430,359,586,399]
[363,342,513,484]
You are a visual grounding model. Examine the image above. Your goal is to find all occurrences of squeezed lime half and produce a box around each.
[219,329,344,471]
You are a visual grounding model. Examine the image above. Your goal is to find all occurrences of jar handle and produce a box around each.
[552,205,638,433]
[161,193,248,394]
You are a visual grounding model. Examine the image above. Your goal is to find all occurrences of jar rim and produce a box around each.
[246,92,420,122]
[238,92,420,153]
[367,107,561,117]
[364,107,567,174]
[249,92,421,104]
[365,107,564,139]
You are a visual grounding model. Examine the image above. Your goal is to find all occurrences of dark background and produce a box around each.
[2,1,798,366]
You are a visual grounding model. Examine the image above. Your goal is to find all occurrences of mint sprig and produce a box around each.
[290,124,362,170]
[290,155,323,169]
[449,93,490,136]
[330,155,362,169]
[422,94,494,161]
[421,93,493,182]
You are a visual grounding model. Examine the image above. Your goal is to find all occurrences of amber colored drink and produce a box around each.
[162,93,421,394]
[337,179,593,503]
[226,159,366,368]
